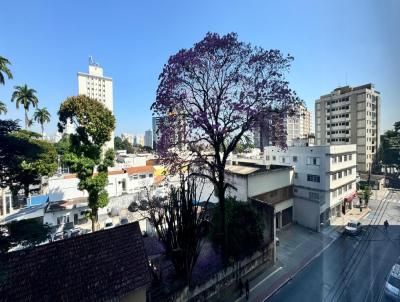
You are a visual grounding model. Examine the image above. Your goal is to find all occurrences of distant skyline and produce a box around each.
[0,0,399,135]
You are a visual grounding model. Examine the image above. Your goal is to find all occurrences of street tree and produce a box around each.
[146,175,211,281]
[33,107,51,138]
[58,95,115,231]
[11,84,38,129]
[151,32,300,253]
[0,120,58,206]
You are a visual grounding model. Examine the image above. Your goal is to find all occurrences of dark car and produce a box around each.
[128,201,139,212]
[139,200,149,211]
[120,217,129,225]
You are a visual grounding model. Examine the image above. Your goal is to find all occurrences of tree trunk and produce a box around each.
[24,109,28,129]
[41,124,44,139]
[91,208,98,232]
[216,170,227,258]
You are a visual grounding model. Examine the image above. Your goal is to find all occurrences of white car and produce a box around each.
[344,220,362,236]
[385,261,400,300]
[104,218,114,230]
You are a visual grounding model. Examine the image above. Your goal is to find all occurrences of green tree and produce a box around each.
[0,101,7,115]
[11,84,38,129]
[210,198,264,260]
[377,121,400,174]
[0,218,50,254]
[58,95,115,231]
[33,107,51,138]
[114,136,135,153]
[0,56,13,85]
[0,121,57,206]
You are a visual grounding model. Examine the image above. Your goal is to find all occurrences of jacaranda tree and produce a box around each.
[151,32,301,254]
[58,95,115,231]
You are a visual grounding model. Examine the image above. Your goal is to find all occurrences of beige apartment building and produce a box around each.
[315,84,380,172]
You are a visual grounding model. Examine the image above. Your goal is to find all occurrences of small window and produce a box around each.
[266,155,270,161]
[309,192,319,201]
[332,174,337,181]
[293,156,297,162]
[294,172,298,179]
[272,156,276,161]
[348,154,352,160]
[139,174,146,179]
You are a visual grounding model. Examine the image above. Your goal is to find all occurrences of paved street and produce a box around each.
[266,189,400,302]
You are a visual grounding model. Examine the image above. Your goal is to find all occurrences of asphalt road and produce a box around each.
[267,190,400,302]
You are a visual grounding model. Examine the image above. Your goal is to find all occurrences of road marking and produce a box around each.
[234,267,283,302]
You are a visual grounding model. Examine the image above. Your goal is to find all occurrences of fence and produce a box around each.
[169,242,274,302]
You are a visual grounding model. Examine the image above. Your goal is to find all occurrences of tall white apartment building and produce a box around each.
[254,104,311,149]
[315,84,381,172]
[263,144,357,231]
[77,57,114,150]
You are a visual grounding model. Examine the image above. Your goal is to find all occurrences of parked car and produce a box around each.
[120,217,129,225]
[139,200,149,211]
[128,201,139,212]
[64,228,82,238]
[52,232,64,241]
[104,218,114,230]
[385,260,400,300]
[275,237,280,246]
[344,220,362,235]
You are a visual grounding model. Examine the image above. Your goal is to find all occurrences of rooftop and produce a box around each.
[0,222,151,302]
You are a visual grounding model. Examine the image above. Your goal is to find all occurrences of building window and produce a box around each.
[266,155,270,161]
[338,172,342,179]
[307,174,320,182]
[338,156,342,162]
[343,155,347,161]
[148,173,153,178]
[332,174,337,181]
[309,192,319,201]
[294,172,298,179]
[281,157,285,163]
[332,157,336,164]
[307,157,320,166]
[293,156,297,162]
[349,154,352,160]
[272,156,276,161]
[139,174,146,179]
[57,215,70,225]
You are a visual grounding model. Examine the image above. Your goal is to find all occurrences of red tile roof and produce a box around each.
[1,222,151,302]
[126,166,155,175]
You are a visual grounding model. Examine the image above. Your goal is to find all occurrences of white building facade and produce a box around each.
[263,144,357,231]
[77,58,114,150]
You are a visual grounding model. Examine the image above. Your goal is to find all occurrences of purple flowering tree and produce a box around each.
[151,32,301,253]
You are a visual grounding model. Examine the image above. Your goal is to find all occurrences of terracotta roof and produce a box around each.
[0,222,151,302]
[63,166,154,179]
[46,197,88,212]
[126,166,155,175]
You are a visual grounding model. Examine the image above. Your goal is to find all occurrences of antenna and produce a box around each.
[89,56,94,66]
[345,72,348,86]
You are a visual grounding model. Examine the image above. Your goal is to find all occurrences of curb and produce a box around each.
[261,236,338,302]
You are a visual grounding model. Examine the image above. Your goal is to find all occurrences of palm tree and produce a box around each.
[0,101,7,115]
[33,107,51,138]
[11,84,39,129]
[0,56,13,85]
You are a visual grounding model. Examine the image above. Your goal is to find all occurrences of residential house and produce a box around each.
[0,222,151,302]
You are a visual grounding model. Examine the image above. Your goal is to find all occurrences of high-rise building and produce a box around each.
[152,116,164,151]
[254,104,311,149]
[144,130,153,148]
[77,57,114,150]
[315,83,381,172]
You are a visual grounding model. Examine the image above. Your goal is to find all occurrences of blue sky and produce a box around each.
[0,0,399,136]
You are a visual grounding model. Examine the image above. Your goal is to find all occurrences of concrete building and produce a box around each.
[263,144,357,231]
[77,57,114,150]
[254,104,311,149]
[144,130,153,148]
[200,162,295,231]
[152,116,164,150]
[315,83,381,172]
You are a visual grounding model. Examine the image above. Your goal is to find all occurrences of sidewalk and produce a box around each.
[214,224,341,302]
[330,206,371,227]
